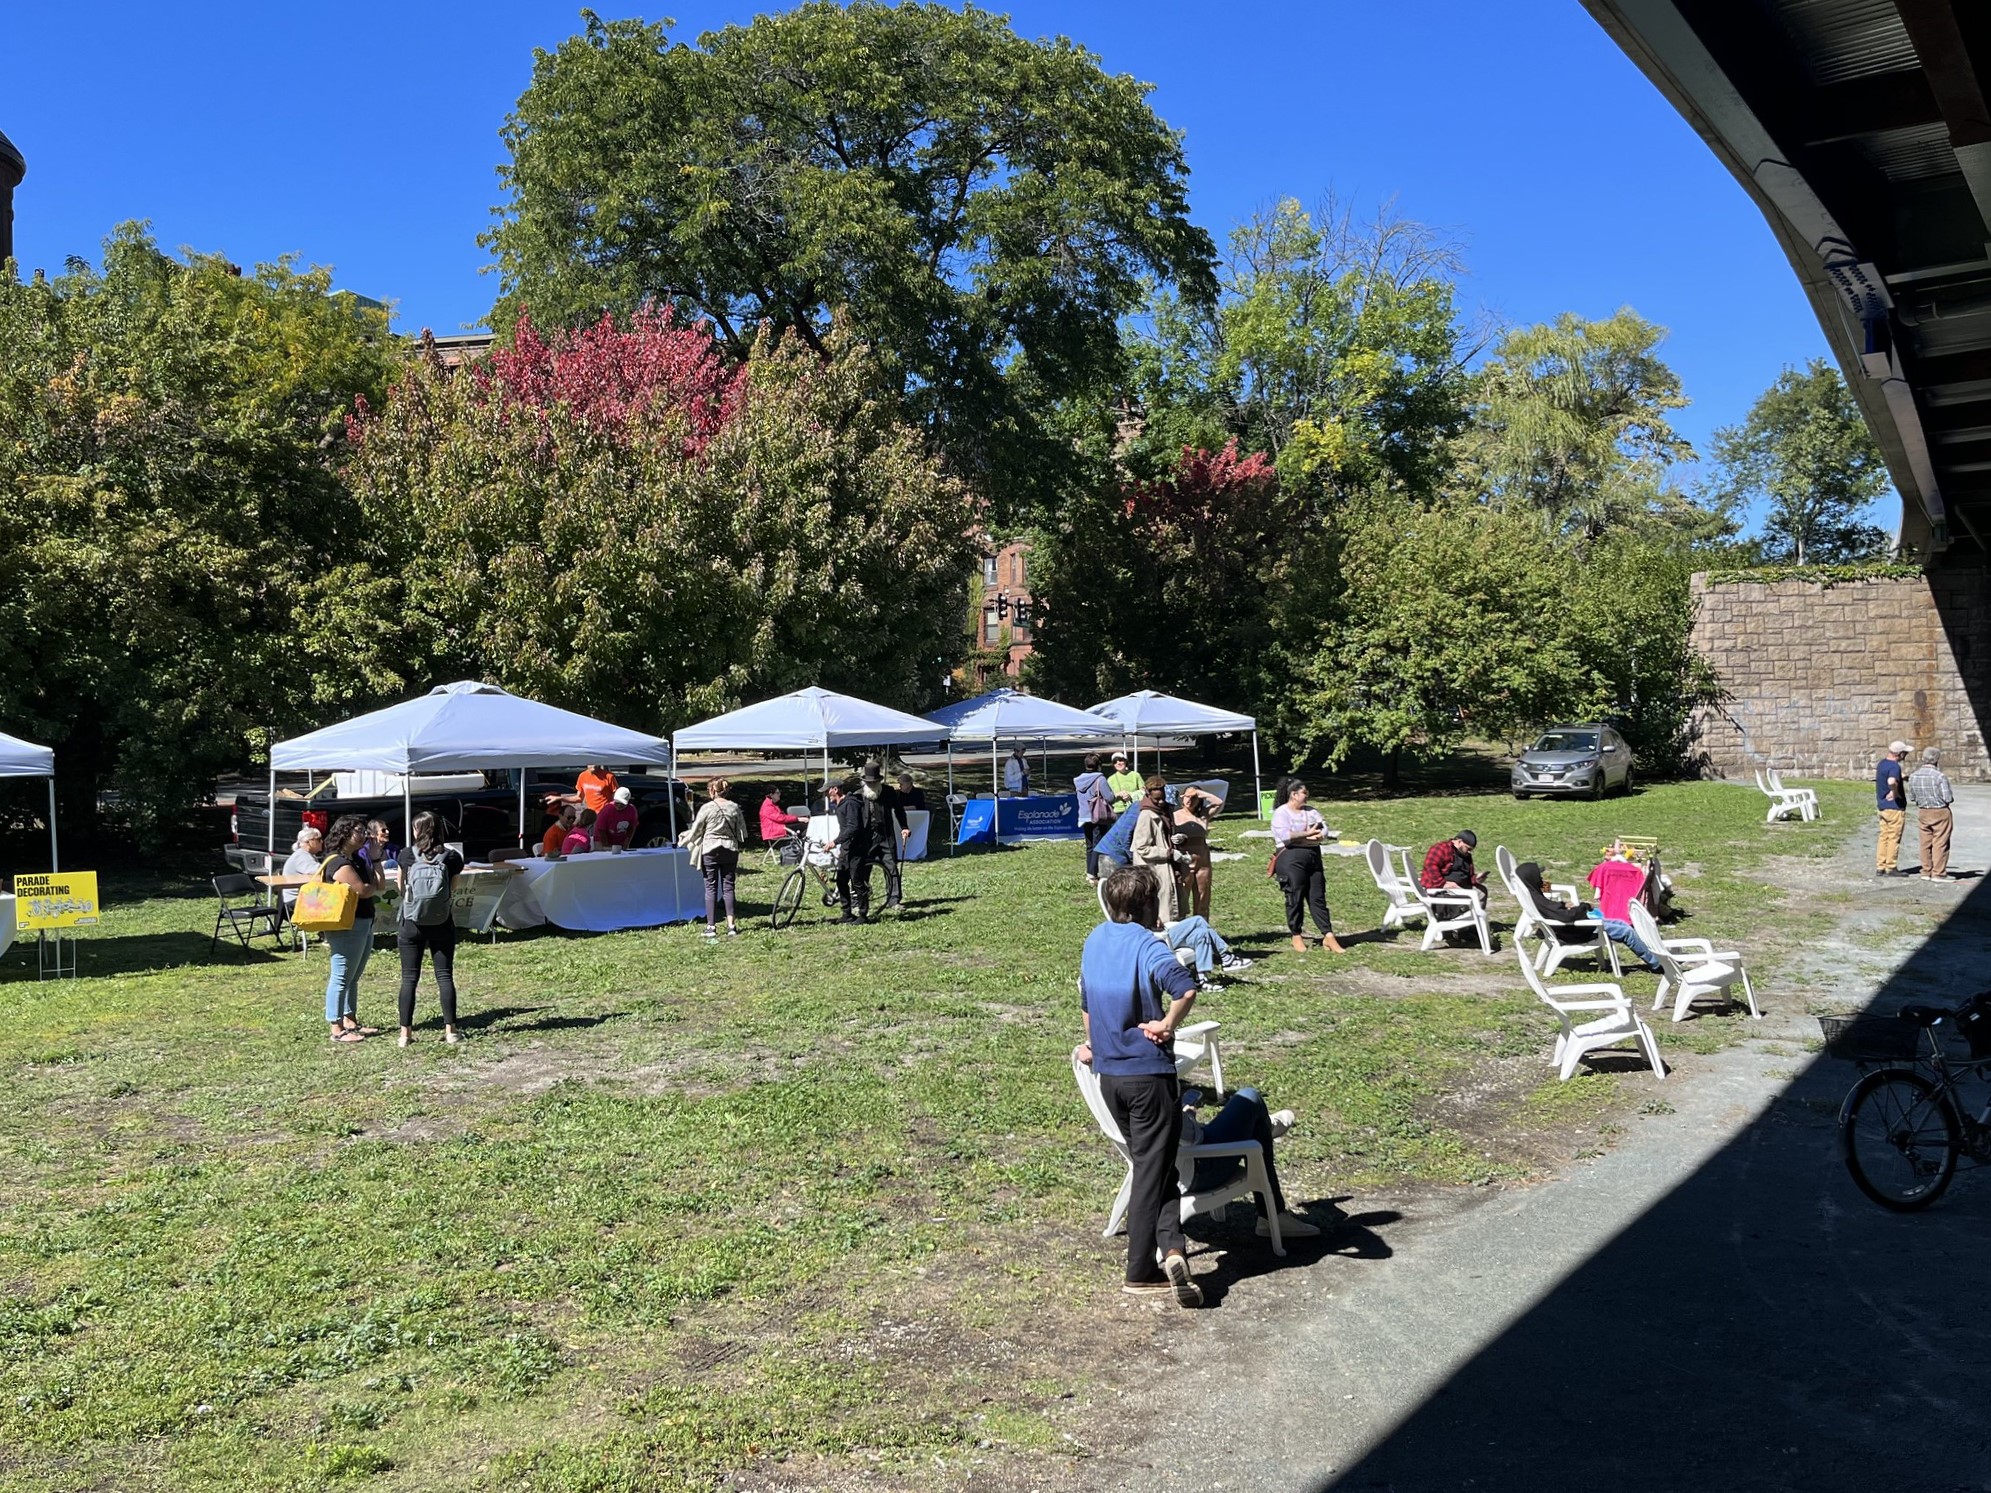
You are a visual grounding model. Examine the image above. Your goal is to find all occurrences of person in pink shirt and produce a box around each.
[760,789,805,845]
[593,786,640,849]
[560,807,598,856]
[1586,841,1649,921]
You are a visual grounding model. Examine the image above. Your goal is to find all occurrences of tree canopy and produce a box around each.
[486,2,1216,522]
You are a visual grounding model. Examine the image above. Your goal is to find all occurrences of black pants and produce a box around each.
[1101,1071,1185,1283]
[838,850,879,915]
[1275,846,1332,935]
[397,919,459,1029]
[1083,821,1108,877]
[878,834,903,905]
[700,848,739,925]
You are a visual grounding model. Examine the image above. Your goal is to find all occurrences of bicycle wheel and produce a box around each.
[769,867,806,930]
[1841,1067,1960,1211]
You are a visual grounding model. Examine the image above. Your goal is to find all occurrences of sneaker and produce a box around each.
[1121,1279,1174,1299]
[1197,974,1222,991]
[703,926,718,940]
[1161,1252,1202,1307]
[881,897,902,911]
[1219,953,1253,972]
[727,925,740,938]
[1268,1108,1296,1135]
[444,1029,462,1045]
[1256,1211,1322,1239]
[835,914,861,925]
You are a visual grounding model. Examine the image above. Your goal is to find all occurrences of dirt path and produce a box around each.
[1094,788,1991,1493]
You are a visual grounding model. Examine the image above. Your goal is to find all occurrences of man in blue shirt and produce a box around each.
[1876,740,1909,876]
[1079,865,1202,1306]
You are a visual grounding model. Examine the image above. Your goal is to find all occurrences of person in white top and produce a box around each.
[1003,744,1031,797]
[1269,780,1345,954]
[280,826,324,914]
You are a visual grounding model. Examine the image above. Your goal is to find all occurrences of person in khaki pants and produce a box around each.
[1875,740,1909,875]
[1907,747,1956,881]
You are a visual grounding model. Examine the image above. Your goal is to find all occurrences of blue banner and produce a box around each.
[955,794,1083,845]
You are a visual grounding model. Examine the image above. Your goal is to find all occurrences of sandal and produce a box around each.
[330,1029,367,1043]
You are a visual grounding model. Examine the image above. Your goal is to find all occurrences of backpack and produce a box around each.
[402,848,454,927]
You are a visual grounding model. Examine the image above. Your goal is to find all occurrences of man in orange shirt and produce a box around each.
[573,764,619,814]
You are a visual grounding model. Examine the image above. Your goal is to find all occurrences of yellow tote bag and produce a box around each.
[290,859,358,933]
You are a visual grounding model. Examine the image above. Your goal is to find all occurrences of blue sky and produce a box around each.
[2,1,1833,500]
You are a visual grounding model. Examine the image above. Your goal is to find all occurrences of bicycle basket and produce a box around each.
[1818,1015,1924,1063]
[777,838,805,868]
[1954,992,1991,1059]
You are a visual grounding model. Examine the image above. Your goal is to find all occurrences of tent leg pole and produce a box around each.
[404,781,413,857]
[48,777,58,873]
[265,763,276,902]
[517,775,527,849]
[992,739,1000,847]
[1253,731,1263,821]
[945,745,955,855]
[668,745,679,842]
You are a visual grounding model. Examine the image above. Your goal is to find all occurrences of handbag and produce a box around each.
[291,858,359,933]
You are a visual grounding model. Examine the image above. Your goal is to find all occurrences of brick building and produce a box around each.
[966,539,1035,689]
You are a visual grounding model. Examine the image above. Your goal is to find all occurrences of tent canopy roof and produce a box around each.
[1088,689,1255,736]
[926,688,1118,742]
[270,681,672,774]
[672,686,942,753]
[0,729,54,779]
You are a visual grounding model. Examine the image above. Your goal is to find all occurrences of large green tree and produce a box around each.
[1710,358,1890,563]
[486,3,1215,521]
[0,226,393,838]
[340,312,977,728]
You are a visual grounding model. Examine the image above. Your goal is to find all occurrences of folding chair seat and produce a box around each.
[210,873,283,953]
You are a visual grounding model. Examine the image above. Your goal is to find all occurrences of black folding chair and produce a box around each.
[211,873,283,953]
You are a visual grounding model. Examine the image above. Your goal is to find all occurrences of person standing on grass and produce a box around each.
[1076,865,1203,1308]
[1004,743,1032,797]
[319,814,384,1043]
[1106,751,1143,815]
[865,763,911,911]
[682,778,748,938]
[395,811,463,1046]
[1074,752,1115,884]
[1908,747,1956,881]
[1270,780,1345,954]
[832,774,883,923]
[1130,777,1186,926]
[1876,740,1910,877]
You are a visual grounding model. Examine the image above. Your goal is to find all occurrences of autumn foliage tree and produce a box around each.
[337,310,978,730]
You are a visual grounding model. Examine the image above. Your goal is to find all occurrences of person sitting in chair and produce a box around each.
[1514,860,1663,973]
[760,788,805,846]
[1162,913,1253,989]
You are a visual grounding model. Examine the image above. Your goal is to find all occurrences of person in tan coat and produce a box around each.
[1129,777,1184,925]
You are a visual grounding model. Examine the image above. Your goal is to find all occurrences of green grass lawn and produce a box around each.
[0,778,1866,1491]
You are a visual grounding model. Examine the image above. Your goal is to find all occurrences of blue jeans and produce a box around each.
[1164,915,1230,974]
[323,920,375,1023]
[1188,1086,1287,1218]
[1599,917,1663,972]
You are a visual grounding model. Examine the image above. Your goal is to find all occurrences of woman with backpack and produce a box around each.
[1073,753,1115,885]
[395,811,464,1046]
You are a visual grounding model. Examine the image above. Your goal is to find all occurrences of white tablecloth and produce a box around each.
[496,849,704,932]
[795,808,932,861]
[0,894,15,960]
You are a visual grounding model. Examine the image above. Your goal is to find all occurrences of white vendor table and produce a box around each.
[496,848,704,932]
[0,893,15,960]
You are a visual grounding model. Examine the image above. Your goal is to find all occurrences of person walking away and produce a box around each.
[1513,860,1663,972]
[865,763,911,911]
[594,786,640,849]
[395,811,463,1045]
[1908,747,1956,880]
[1875,740,1909,876]
[1270,780,1345,953]
[1077,865,1204,1307]
[833,774,883,922]
[318,814,384,1042]
[1004,744,1031,797]
[1106,752,1142,815]
[1074,753,1116,884]
[682,778,748,937]
[1173,785,1219,921]
[1130,777,1186,926]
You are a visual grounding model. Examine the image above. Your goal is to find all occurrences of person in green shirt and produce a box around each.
[1106,752,1144,815]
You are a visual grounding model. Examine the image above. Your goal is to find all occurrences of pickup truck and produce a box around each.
[224,769,692,868]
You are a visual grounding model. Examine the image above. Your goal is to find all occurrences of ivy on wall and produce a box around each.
[1701,561,1925,588]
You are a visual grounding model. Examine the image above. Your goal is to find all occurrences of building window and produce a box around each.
[983,556,998,585]
[982,609,1000,644]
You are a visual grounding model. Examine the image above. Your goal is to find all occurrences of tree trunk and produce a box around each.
[1385,743,1402,790]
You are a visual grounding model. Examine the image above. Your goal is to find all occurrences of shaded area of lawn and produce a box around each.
[0,780,1863,1491]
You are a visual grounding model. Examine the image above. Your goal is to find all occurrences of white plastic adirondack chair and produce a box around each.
[1402,844,1491,953]
[1627,900,1758,1022]
[1086,892,1226,1095]
[1515,937,1665,1081]
[1754,768,1818,823]
[1494,845,1620,976]
[1365,838,1428,932]
[1072,1049,1284,1255]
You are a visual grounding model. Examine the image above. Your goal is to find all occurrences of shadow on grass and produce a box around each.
[1,930,283,980]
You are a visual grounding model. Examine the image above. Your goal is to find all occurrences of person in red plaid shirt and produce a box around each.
[1420,830,1486,902]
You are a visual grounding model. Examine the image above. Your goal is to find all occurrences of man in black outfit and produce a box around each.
[863,762,911,910]
[832,775,882,923]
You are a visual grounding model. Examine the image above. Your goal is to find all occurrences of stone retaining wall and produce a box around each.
[1689,562,1989,780]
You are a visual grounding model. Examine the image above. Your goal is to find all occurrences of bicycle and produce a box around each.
[768,832,840,930]
[1825,993,1991,1211]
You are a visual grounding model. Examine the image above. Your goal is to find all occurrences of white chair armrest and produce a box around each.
[1175,1020,1221,1040]
[1548,982,1626,997]
[1663,937,1714,954]
[1548,883,1579,899]
[1554,998,1632,1012]
[1182,1139,1262,1161]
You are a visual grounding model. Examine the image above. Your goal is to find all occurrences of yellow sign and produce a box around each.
[13,872,100,930]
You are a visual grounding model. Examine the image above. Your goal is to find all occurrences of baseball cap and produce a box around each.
[1456,830,1477,848]
[1889,740,1911,754]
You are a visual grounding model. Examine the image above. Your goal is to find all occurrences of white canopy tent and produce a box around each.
[1088,690,1262,819]
[269,682,675,863]
[671,687,945,791]
[0,729,58,870]
[925,689,1117,826]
